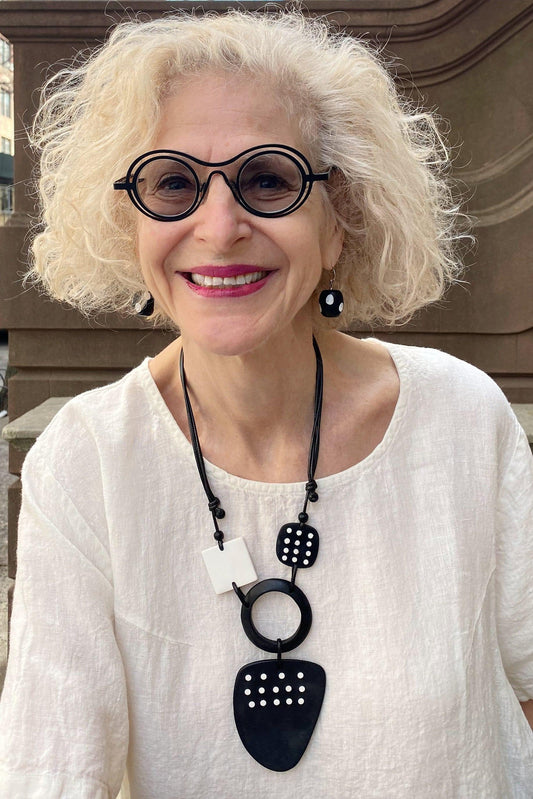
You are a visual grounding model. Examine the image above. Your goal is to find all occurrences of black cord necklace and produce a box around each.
[179,338,326,772]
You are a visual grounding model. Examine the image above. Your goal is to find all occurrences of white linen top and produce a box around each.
[1,341,533,799]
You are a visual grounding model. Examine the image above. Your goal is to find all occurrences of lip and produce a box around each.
[182,270,273,298]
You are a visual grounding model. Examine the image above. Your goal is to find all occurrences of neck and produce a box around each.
[175,326,325,481]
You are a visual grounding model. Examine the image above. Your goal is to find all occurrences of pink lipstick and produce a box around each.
[179,265,275,298]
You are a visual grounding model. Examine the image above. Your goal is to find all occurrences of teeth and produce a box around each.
[190,271,267,287]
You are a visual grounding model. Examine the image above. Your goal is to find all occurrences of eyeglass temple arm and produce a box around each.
[114,176,148,191]
[309,170,332,183]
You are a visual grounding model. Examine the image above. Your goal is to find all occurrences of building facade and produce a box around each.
[0,33,14,222]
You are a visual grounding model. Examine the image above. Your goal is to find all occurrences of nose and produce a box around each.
[192,172,252,251]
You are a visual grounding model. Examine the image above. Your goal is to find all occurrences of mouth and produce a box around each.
[188,270,269,288]
[178,264,274,298]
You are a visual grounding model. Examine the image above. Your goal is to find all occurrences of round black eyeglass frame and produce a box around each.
[113,143,331,221]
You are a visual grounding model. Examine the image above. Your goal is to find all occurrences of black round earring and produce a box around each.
[134,291,154,317]
[319,269,344,318]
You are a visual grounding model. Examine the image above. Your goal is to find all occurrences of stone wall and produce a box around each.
[0,0,531,424]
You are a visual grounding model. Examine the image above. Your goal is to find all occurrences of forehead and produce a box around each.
[154,71,308,159]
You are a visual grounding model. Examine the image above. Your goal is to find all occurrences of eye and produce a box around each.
[240,169,298,199]
[239,154,302,204]
[155,172,195,194]
[137,158,197,201]
[252,172,290,192]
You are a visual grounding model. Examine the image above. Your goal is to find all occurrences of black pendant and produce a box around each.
[319,289,344,317]
[234,658,326,771]
[276,522,319,569]
[240,578,312,653]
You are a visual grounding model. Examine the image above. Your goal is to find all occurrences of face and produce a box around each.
[135,72,343,357]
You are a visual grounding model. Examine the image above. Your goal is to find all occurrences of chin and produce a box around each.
[181,318,287,359]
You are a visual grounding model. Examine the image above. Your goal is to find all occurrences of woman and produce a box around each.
[0,10,532,798]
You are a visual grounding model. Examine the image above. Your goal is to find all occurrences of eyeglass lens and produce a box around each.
[134,151,305,218]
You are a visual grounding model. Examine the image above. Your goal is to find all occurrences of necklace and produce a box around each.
[179,338,326,772]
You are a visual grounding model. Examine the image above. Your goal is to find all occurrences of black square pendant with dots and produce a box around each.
[276,523,319,569]
[234,658,326,771]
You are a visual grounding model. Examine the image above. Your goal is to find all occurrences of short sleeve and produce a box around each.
[495,418,533,702]
[0,442,129,798]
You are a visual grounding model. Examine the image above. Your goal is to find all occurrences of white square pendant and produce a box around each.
[202,537,258,594]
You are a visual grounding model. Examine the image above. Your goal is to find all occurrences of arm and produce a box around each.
[495,420,533,713]
[0,444,128,797]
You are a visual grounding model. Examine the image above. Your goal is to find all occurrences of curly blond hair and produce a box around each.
[28,8,466,329]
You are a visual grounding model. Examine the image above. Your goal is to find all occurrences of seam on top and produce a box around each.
[114,611,193,648]
[0,766,112,793]
[22,448,114,590]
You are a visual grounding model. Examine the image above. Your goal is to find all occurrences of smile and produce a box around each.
[181,267,274,298]
[189,271,268,287]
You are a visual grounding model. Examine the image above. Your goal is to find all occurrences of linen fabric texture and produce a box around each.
[0,342,532,798]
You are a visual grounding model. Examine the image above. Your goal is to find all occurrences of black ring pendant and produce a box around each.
[240,578,312,653]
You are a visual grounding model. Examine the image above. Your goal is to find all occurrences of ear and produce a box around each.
[324,217,344,272]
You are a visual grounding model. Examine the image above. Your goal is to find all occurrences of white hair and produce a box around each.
[28,9,466,329]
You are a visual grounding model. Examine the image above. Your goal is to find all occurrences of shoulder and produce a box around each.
[380,341,509,410]
[22,359,155,480]
[375,340,523,462]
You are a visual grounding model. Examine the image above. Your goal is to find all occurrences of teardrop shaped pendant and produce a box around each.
[234,657,326,771]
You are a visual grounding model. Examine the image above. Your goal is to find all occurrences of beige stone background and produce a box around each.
[0,338,14,692]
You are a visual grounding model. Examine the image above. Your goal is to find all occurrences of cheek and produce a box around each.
[136,221,174,272]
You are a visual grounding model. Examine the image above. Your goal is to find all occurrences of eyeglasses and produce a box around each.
[113,144,330,221]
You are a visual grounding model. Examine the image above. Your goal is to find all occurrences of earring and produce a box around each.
[319,269,344,318]
[134,291,154,317]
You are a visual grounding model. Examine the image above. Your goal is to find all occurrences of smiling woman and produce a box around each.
[1,9,532,799]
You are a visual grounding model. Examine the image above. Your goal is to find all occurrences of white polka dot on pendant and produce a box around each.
[326,293,334,305]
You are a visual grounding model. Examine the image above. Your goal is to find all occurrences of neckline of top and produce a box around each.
[138,338,411,494]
